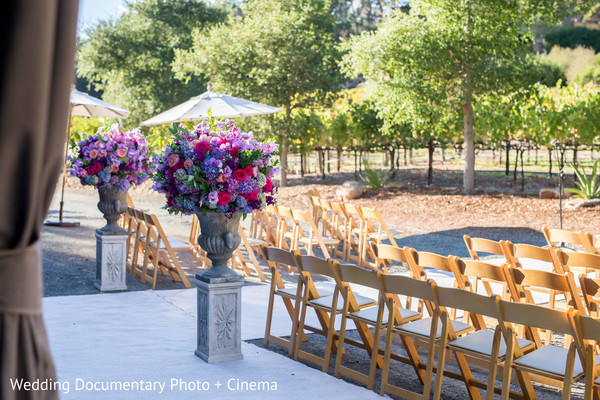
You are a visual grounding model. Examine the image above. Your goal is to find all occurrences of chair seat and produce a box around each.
[149,237,190,251]
[298,236,339,245]
[513,345,594,378]
[449,329,533,358]
[276,286,299,298]
[398,317,472,340]
[350,306,420,325]
[309,293,375,312]
[247,238,265,245]
[368,229,403,239]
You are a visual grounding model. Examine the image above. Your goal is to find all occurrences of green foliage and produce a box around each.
[342,0,595,193]
[77,0,227,126]
[545,26,600,53]
[565,160,600,199]
[574,54,600,86]
[359,164,391,188]
[541,46,596,84]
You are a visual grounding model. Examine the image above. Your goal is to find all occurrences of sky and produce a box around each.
[77,0,128,35]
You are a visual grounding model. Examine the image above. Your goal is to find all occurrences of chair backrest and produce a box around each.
[261,245,299,270]
[406,249,463,286]
[307,187,321,198]
[295,253,335,279]
[329,259,382,312]
[377,274,436,304]
[558,249,600,275]
[496,298,576,339]
[452,258,510,295]
[360,206,398,247]
[503,241,563,272]
[292,209,332,258]
[506,267,582,308]
[372,243,410,268]
[543,226,597,254]
[432,285,501,331]
[579,276,600,317]
[463,235,507,260]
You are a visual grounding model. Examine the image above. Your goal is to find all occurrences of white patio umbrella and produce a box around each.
[140,88,283,126]
[45,88,130,227]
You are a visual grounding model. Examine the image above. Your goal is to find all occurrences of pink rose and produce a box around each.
[89,149,98,159]
[244,165,253,177]
[217,192,231,206]
[195,141,210,154]
[189,140,199,149]
[250,190,258,201]
[184,159,193,170]
[252,166,259,177]
[98,149,107,158]
[217,174,225,183]
[116,148,127,158]
[230,147,239,158]
[111,165,118,173]
[167,153,179,168]
[263,179,273,193]
[233,169,247,181]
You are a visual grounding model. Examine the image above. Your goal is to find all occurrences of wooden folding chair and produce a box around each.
[134,212,191,289]
[377,275,473,399]
[572,311,600,400]
[129,208,149,275]
[261,245,306,356]
[464,235,508,261]
[544,226,597,254]
[329,201,352,261]
[309,195,326,236]
[232,224,266,281]
[293,253,375,372]
[329,260,406,389]
[497,300,582,400]
[504,267,584,348]
[359,206,403,267]
[432,285,536,400]
[275,206,297,251]
[452,257,512,302]
[291,209,339,259]
[344,203,367,265]
[258,206,280,247]
[319,199,345,259]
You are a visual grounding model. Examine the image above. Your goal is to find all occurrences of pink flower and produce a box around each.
[111,165,118,173]
[87,162,102,175]
[167,153,179,168]
[263,179,273,193]
[230,147,239,158]
[252,166,259,177]
[184,159,193,170]
[116,148,127,158]
[218,192,231,206]
[217,174,225,183]
[97,149,107,158]
[189,140,199,149]
[233,169,247,181]
[89,149,98,159]
[244,165,253,177]
[195,141,210,154]
[250,190,258,201]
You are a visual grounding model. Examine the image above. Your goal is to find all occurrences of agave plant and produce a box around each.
[565,160,600,199]
[359,163,392,189]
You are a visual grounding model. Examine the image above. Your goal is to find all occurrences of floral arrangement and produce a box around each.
[151,119,279,217]
[68,124,153,191]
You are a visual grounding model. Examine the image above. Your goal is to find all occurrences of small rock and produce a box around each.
[335,181,364,201]
[539,188,560,199]
[565,198,600,210]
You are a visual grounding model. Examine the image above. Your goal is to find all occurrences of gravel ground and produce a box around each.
[41,182,584,399]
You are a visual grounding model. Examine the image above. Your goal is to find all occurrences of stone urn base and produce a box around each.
[194,211,244,362]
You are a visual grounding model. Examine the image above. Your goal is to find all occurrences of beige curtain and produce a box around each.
[0,1,79,399]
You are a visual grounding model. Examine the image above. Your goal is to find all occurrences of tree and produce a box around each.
[77,0,227,125]
[174,0,340,186]
[342,0,592,194]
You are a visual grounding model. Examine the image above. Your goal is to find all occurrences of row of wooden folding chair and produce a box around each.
[262,242,600,399]
[543,226,597,254]
[309,196,403,270]
[125,207,191,289]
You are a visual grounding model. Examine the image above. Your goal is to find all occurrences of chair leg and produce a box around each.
[264,279,277,349]
[501,331,516,400]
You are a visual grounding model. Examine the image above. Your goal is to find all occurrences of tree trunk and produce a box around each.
[326,149,330,174]
[300,150,305,177]
[337,148,342,172]
[513,146,519,183]
[427,139,435,186]
[403,145,408,166]
[505,140,511,176]
[548,148,553,177]
[389,147,395,171]
[463,91,475,195]
[535,147,538,165]
[280,106,291,187]
[520,149,525,192]
[409,147,413,164]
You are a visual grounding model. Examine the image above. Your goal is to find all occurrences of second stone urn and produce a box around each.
[195,211,242,280]
[97,186,128,235]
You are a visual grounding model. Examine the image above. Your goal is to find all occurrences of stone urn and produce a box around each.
[97,186,128,235]
[195,211,242,280]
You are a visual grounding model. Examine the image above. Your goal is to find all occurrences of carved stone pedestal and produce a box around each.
[94,231,127,292]
[195,273,244,363]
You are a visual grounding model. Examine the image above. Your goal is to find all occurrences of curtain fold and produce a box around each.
[0,1,79,399]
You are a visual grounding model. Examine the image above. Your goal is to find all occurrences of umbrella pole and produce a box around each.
[45,106,80,227]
